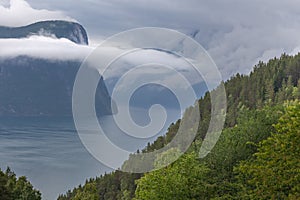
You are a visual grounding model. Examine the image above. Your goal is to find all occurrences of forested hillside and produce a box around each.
[0,168,41,200]
[58,53,300,200]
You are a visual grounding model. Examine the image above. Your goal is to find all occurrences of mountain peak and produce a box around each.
[0,20,89,45]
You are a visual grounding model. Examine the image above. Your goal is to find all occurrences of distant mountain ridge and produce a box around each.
[0,20,89,45]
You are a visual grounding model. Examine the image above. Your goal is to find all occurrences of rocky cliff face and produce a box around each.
[0,56,114,116]
[0,20,89,45]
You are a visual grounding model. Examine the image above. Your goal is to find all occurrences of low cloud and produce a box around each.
[0,36,92,60]
[25,0,300,79]
[0,36,201,84]
[0,0,74,27]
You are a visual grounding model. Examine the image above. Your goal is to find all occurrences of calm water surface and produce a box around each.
[0,109,180,200]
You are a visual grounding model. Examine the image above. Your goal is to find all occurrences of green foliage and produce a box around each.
[134,152,211,200]
[0,167,41,200]
[236,100,300,199]
[154,148,182,169]
[202,105,283,198]
[58,172,142,200]
[0,170,11,200]
[73,183,98,200]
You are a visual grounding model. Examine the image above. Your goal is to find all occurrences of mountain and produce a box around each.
[0,56,114,117]
[0,20,89,45]
[0,21,115,116]
[58,53,300,200]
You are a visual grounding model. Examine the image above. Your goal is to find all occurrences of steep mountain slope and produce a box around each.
[0,56,114,116]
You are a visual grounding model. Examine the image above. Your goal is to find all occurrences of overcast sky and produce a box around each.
[1,0,300,79]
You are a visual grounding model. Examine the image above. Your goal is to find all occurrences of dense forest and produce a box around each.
[58,53,300,200]
[0,167,41,200]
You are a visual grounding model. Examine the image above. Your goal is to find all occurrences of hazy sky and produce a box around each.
[1,0,300,78]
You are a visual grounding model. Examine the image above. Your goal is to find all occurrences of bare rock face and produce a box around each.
[0,20,89,45]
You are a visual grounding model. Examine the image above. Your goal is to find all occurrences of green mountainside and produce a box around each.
[58,53,300,200]
[58,52,300,200]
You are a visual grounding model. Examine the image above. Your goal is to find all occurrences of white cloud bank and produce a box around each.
[0,0,75,27]
[0,36,93,60]
[0,36,200,84]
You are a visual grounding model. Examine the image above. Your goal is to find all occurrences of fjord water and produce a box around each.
[0,117,106,200]
[0,109,180,200]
